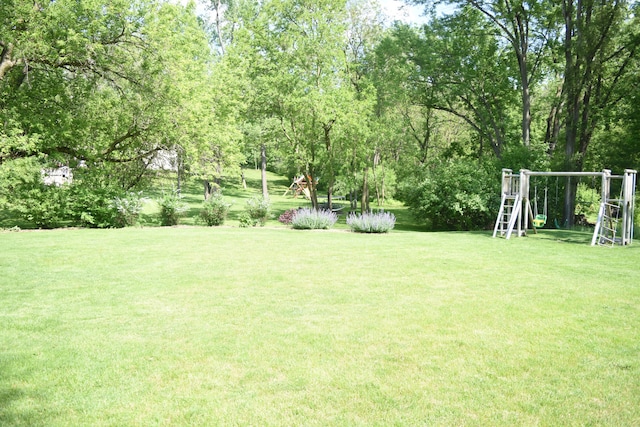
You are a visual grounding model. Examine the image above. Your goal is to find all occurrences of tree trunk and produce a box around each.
[350,189,358,213]
[563,177,577,228]
[261,143,268,199]
[521,71,531,147]
[361,166,370,214]
[308,172,318,209]
[204,180,214,200]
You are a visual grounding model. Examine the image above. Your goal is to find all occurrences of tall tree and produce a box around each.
[385,10,519,159]
[559,0,638,225]
[0,0,225,182]
[241,0,359,209]
[417,0,559,148]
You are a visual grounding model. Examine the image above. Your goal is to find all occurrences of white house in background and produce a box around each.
[149,149,178,171]
[42,166,73,186]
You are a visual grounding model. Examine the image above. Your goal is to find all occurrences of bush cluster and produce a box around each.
[347,211,396,233]
[200,193,231,226]
[402,160,499,230]
[290,208,338,230]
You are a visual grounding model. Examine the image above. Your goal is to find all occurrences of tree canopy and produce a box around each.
[1,0,638,229]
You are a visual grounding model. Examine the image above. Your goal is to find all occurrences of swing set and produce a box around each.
[530,176,593,229]
[493,168,638,246]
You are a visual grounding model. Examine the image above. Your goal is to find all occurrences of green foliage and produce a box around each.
[347,211,396,233]
[0,158,69,228]
[66,185,117,229]
[290,208,338,230]
[64,167,132,229]
[245,196,271,226]
[200,193,232,226]
[238,211,256,228]
[158,191,189,226]
[112,192,147,227]
[403,160,500,230]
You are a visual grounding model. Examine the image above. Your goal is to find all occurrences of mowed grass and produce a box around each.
[1,227,640,426]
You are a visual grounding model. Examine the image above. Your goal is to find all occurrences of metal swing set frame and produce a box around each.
[493,168,638,246]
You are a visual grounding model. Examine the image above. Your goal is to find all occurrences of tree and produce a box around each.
[240,0,361,209]
[417,0,559,148]
[385,10,519,159]
[559,0,638,225]
[0,0,240,224]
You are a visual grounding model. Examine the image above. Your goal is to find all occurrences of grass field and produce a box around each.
[2,224,640,426]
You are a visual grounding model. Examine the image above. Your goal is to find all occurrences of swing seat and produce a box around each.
[532,214,547,228]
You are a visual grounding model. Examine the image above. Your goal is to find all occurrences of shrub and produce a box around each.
[0,158,70,228]
[278,208,298,224]
[68,185,118,228]
[291,208,338,230]
[238,211,256,228]
[158,191,189,226]
[245,196,271,226]
[112,191,146,227]
[200,193,231,226]
[402,160,500,231]
[347,211,396,233]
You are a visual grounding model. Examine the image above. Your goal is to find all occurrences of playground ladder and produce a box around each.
[594,199,622,246]
[493,193,521,239]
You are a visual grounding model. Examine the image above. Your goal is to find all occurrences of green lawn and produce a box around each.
[1,226,639,426]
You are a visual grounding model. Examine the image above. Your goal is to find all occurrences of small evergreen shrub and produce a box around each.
[200,193,231,226]
[245,196,271,226]
[158,191,189,226]
[347,211,396,233]
[278,208,298,224]
[112,191,146,227]
[291,208,338,230]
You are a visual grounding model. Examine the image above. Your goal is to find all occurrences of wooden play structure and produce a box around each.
[283,175,311,199]
[493,168,637,246]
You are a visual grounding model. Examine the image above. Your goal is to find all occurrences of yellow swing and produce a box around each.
[532,185,548,228]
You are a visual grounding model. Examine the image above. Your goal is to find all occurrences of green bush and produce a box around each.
[65,166,139,228]
[67,184,118,228]
[290,208,338,230]
[112,192,146,227]
[238,211,256,228]
[245,196,271,226]
[200,193,231,226]
[402,160,500,231]
[347,211,396,233]
[158,191,189,226]
[0,158,69,228]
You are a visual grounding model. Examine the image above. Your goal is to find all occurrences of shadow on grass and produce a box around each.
[494,228,597,245]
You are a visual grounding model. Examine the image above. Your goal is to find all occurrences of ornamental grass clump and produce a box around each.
[291,208,338,230]
[347,211,396,233]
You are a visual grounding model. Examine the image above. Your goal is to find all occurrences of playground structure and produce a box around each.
[283,175,311,199]
[493,168,637,246]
